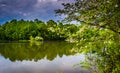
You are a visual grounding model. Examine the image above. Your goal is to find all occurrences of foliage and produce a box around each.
[30,36,43,41]
[0,25,5,39]
[0,19,78,41]
[75,25,120,73]
[55,0,120,73]
[34,36,43,41]
[55,0,120,34]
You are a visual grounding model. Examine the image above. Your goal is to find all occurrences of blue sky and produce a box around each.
[0,0,74,24]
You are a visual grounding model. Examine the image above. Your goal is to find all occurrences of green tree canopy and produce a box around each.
[55,0,120,34]
[55,0,120,73]
[0,19,78,41]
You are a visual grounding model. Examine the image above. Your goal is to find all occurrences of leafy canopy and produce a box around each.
[55,0,120,34]
[55,0,120,73]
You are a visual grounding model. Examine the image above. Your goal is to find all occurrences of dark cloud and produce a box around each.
[0,0,74,24]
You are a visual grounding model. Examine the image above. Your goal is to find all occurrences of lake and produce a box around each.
[0,41,90,73]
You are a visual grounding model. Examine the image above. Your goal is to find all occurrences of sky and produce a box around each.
[0,0,74,24]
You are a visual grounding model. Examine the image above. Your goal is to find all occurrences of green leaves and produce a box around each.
[55,0,120,34]
[56,1,120,72]
[74,25,120,73]
[0,19,78,41]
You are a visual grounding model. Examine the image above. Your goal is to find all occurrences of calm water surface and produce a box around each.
[0,41,90,73]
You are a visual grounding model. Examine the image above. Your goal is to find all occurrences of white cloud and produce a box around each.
[35,0,74,8]
[35,0,59,8]
[37,0,58,3]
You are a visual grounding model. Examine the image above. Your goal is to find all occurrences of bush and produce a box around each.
[34,36,43,41]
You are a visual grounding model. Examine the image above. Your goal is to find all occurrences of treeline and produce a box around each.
[0,19,78,41]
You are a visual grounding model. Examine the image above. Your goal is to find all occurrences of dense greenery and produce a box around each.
[74,25,120,73]
[0,0,120,73]
[55,0,120,34]
[0,19,78,41]
[0,41,76,62]
[56,0,120,73]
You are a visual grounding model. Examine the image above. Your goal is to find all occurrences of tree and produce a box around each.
[47,20,57,27]
[55,0,120,73]
[55,0,120,34]
[0,19,77,41]
[0,26,5,40]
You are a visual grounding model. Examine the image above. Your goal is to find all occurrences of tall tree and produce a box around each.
[55,0,120,73]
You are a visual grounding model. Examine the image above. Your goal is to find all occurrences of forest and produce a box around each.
[0,19,78,41]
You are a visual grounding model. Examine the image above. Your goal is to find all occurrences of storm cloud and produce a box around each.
[0,0,74,24]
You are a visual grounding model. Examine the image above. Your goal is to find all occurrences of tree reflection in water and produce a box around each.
[0,41,76,62]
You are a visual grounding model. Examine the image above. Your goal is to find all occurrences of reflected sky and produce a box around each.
[0,42,90,73]
[0,54,90,73]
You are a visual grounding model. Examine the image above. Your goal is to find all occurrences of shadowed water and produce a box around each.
[0,41,90,73]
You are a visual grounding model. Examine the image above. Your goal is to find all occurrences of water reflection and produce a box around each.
[0,41,76,62]
[0,41,90,73]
